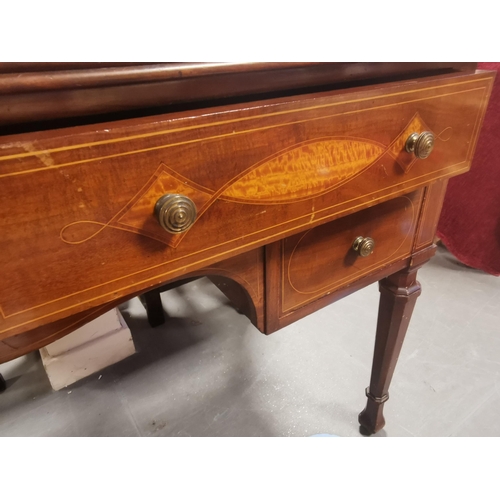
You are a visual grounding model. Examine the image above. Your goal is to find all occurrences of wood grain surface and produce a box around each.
[280,191,423,314]
[0,63,494,436]
[0,63,477,126]
[0,248,264,364]
[0,71,493,339]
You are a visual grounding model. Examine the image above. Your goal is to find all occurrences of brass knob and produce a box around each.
[352,236,375,257]
[154,194,197,233]
[405,131,435,159]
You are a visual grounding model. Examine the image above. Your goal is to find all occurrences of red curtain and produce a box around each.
[437,62,500,276]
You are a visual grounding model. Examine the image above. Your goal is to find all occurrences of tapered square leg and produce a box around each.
[358,267,422,435]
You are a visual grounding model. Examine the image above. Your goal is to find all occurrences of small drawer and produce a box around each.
[265,190,424,331]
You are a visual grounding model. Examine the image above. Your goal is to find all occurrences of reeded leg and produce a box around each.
[0,373,6,393]
[141,289,166,327]
[358,267,422,435]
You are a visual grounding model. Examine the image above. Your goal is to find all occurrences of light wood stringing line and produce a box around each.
[0,85,490,180]
[281,196,417,313]
[0,161,469,334]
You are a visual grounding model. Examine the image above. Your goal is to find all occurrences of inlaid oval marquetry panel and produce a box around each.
[281,191,424,314]
[221,138,386,203]
[57,114,451,250]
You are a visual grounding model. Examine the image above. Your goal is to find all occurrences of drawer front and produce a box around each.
[0,72,493,337]
[267,190,424,328]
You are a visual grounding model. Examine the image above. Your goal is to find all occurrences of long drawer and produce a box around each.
[0,71,493,338]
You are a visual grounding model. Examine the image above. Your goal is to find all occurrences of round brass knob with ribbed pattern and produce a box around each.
[405,131,435,159]
[154,194,197,233]
[352,236,375,257]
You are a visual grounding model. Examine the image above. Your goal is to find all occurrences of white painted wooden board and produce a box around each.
[40,309,136,390]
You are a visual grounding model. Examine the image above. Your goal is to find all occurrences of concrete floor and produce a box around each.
[1,245,499,437]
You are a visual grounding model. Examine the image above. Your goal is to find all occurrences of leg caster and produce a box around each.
[359,267,422,435]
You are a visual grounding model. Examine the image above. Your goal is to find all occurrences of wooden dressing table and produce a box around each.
[0,63,494,435]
